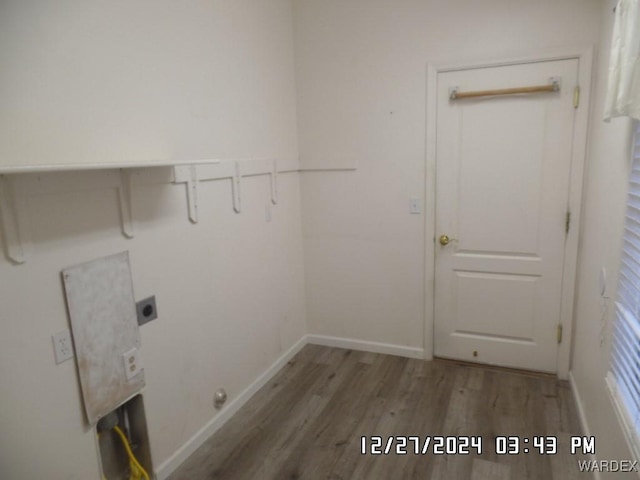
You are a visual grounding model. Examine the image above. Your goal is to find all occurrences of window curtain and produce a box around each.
[604,0,640,121]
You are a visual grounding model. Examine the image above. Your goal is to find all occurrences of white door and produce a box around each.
[434,59,578,373]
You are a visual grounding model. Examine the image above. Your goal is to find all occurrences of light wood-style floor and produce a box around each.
[168,345,591,480]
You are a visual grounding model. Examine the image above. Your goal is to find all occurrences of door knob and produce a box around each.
[439,234,451,246]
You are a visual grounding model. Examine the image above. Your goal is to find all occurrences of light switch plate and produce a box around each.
[410,197,422,214]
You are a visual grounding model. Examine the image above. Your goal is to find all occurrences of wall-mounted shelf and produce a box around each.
[0,159,225,176]
[0,157,320,264]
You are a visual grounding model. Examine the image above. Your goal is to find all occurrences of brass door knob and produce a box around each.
[439,234,450,246]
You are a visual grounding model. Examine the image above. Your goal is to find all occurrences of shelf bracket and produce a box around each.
[172,164,200,223]
[0,175,32,263]
[118,169,135,238]
[270,160,278,205]
[232,162,242,213]
[186,165,199,223]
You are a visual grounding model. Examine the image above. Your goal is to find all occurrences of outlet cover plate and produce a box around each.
[52,330,74,364]
[123,348,143,380]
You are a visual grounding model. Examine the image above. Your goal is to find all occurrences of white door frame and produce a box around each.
[424,48,593,380]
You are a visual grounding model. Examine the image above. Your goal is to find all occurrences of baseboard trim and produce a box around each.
[154,335,308,480]
[306,334,424,359]
[568,371,601,480]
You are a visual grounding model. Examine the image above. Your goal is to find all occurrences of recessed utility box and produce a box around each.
[97,395,153,480]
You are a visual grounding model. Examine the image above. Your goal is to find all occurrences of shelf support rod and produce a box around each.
[449,77,561,100]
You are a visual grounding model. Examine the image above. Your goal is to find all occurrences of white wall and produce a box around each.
[0,1,306,479]
[571,1,637,476]
[293,0,639,471]
[3,1,637,478]
[294,0,602,350]
[0,0,298,169]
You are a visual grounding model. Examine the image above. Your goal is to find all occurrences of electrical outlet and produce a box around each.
[136,296,158,326]
[52,330,74,364]
[123,348,143,380]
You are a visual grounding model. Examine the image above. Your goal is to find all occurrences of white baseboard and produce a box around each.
[154,335,308,480]
[155,334,423,479]
[569,371,601,480]
[306,334,424,359]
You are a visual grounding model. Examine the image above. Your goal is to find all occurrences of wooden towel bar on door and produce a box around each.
[449,79,560,100]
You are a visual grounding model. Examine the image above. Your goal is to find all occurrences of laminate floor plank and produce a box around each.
[470,459,510,480]
[167,346,592,480]
[343,358,427,480]
[277,355,408,479]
